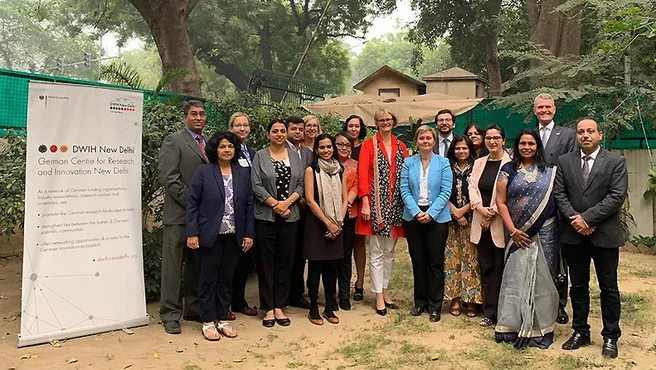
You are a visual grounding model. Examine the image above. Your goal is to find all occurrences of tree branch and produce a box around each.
[289,0,305,35]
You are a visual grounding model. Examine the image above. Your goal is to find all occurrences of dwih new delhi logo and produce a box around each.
[109,97,136,112]
[38,144,69,153]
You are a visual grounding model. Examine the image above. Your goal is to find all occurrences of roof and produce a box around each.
[421,67,488,84]
[353,65,425,91]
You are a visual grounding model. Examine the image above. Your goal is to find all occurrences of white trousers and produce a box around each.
[369,236,397,293]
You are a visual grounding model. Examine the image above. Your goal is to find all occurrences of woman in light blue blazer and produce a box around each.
[401,125,453,323]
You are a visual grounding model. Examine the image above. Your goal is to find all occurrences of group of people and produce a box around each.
[157,93,628,360]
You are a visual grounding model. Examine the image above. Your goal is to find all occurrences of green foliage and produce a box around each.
[629,235,656,247]
[142,227,163,301]
[0,132,27,236]
[99,61,145,89]
[643,167,656,199]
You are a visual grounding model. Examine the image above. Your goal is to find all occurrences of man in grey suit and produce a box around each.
[534,92,577,324]
[285,116,313,309]
[158,100,208,334]
[554,118,628,359]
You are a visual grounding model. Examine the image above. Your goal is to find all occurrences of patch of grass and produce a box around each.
[631,269,655,278]
[286,361,304,368]
[392,341,442,368]
[555,354,598,370]
[337,333,393,366]
[183,365,202,370]
[267,333,278,343]
[464,343,533,370]
[621,291,655,328]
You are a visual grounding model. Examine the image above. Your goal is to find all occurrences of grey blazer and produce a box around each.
[542,123,577,165]
[158,129,208,225]
[553,148,628,248]
[251,147,305,222]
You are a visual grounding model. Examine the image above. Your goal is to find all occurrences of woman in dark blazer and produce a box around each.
[186,131,255,341]
[400,125,453,323]
[251,119,304,328]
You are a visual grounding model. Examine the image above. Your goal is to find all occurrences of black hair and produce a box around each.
[510,129,550,171]
[183,100,205,116]
[435,109,456,124]
[267,119,286,132]
[446,134,476,167]
[205,131,240,164]
[342,115,367,140]
[311,133,335,169]
[484,123,505,139]
[465,123,488,157]
[285,116,304,128]
[333,131,354,160]
[577,117,603,132]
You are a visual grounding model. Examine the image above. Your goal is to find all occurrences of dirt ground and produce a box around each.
[1,240,655,370]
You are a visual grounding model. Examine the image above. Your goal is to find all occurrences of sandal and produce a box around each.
[467,307,478,318]
[479,317,494,327]
[216,321,238,338]
[450,299,461,317]
[202,322,221,341]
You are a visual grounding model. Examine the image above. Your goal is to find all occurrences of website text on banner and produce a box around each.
[19,81,148,347]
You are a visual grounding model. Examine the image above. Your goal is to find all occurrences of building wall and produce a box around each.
[360,72,420,97]
[426,80,477,98]
[618,149,654,238]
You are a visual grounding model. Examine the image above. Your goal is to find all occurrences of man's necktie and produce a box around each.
[582,155,591,186]
[541,127,549,148]
[442,138,450,156]
[241,145,251,165]
[196,135,208,162]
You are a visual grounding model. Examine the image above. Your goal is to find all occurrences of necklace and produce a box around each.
[519,164,537,183]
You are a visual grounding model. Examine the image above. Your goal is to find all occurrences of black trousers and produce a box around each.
[308,259,338,312]
[289,215,307,302]
[231,248,254,311]
[338,217,357,300]
[564,239,621,339]
[160,224,200,322]
[256,219,298,311]
[476,230,505,322]
[197,234,240,322]
[404,219,448,312]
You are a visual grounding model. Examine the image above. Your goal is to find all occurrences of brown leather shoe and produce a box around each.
[239,306,258,316]
[322,312,339,324]
[308,314,324,326]
[227,311,236,321]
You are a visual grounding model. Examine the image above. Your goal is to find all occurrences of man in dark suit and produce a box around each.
[534,93,577,325]
[285,116,313,309]
[157,100,209,334]
[554,118,628,359]
[227,112,258,317]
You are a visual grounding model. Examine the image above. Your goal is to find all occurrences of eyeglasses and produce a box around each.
[485,136,503,142]
[233,124,249,128]
[335,143,351,148]
[437,118,452,123]
[377,118,393,123]
[188,111,206,117]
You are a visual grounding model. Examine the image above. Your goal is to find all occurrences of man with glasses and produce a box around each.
[158,100,207,334]
[534,93,577,325]
[433,109,456,157]
[228,112,259,318]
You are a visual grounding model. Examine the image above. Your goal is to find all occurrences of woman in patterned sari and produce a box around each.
[356,108,408,316]
[495,129,561,349]
[444,135,483,317]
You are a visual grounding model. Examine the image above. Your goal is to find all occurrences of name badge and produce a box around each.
[238,158,250,167]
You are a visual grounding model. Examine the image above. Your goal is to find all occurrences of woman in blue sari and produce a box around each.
[494,129,562,349]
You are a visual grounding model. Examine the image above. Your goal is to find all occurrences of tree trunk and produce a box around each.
[127,0,202,97]
[207,55,250,91]
[259,23,274,71]
[484,0,502,97]
[526,0,581,57]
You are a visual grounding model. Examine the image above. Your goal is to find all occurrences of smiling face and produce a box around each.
[436,112,455,136]
[466,126,483,147]
[229,116,250,142]
[334,135,352,161]
[484,129,505,155]
[454,140,470,162]
[415,130,435,153]
[346,118,361,140]
[316,137,334,161]
[375,113,394,134]
[268,122,287,146]
[517,134,537,162]
[534,97,556,127]
[576,119,603,154]
[304,118,320,141]
[217,138,235,164]
[184,106,206,134]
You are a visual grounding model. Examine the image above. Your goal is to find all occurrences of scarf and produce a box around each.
[316,158,343,224]
[370,135,404,237]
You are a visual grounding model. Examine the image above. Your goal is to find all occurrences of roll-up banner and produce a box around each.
[18,81,148,347]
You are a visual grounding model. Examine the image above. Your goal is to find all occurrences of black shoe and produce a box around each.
[602,338,618,359]
[561,332,591,350]
[163,320,181,334]
[339,299,351,311]
[375,307,387,316]
[353,287,364,301]
[556,306,569,324]
[290,297,311,309]
[410,306,427,316]
[385,302,398,310]
[429,311,441,322]
[275,317,291,326]
[182,315,202,323]
[262,318,275,328]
